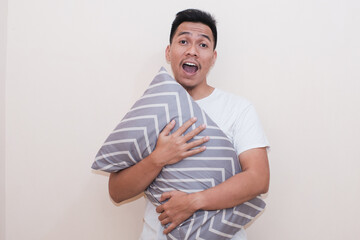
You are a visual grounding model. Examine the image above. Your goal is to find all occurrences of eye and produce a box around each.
[200,43,208,48]
[180,40,187,45]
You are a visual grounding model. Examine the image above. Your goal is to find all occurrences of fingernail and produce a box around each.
[202,124,207,128]
[205,136,210,141]
[192,117,197,121]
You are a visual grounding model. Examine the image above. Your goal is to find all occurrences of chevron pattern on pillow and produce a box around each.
[92,67,265,240]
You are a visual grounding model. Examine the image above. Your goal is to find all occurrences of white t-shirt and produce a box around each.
[139,88,269,240]
[196,88,269,156]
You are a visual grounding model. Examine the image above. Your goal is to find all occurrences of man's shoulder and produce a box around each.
[213,88,252,110]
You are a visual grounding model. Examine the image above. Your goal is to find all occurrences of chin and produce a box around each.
[181,83,197,91]
[176,79,195,88]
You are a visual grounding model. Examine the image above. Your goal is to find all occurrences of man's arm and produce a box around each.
[156,147,269,234]
[108,117,209,203]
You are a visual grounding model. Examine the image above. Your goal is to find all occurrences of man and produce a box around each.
[108,9,270,239]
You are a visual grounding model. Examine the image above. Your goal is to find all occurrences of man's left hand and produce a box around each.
[156,190,199,234]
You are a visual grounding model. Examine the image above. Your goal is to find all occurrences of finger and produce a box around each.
[172,117,197,137]
[161,120,176,136]
[158,212,167,221]
[156,205,164,213]
[186,136,209,150]
[164,223,177,234]
[160,217,171,226]
[182,145,207,158]
[183,124,207,142]
[160,192,172,202]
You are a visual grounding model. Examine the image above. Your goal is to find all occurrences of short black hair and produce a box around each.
[169,9,217,49]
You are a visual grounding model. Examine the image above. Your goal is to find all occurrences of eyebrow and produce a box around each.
[177,31,212,42]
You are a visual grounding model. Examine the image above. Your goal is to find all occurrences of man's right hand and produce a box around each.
[108,117,208,203]
[152,117,209,167]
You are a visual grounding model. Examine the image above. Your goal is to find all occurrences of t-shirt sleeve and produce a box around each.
[232,103,270,156]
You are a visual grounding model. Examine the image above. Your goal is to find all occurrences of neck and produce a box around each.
[186,84,215,100]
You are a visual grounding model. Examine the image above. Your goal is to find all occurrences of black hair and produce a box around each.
[169,9,217,49]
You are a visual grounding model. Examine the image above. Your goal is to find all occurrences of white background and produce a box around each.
[1,0,360,239]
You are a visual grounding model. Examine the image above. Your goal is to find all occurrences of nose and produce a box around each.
[185,44,198,57]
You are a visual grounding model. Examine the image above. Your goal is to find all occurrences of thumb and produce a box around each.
[160,191,172,202]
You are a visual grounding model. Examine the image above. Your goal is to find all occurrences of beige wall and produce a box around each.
[0,0,7,239]
[4,0,360,239]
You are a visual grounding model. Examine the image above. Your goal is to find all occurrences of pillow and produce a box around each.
[92,67,266,240]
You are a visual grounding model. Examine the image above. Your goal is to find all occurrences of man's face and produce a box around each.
[166,22,217,91]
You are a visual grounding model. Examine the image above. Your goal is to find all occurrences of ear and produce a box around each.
[211,50,217,67]
[165,45,171,63]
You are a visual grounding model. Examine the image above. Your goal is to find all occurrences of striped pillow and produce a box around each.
[92,67,265,240]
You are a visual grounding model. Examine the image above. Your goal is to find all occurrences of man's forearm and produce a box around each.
[192,147,269,211]
[108,154,163,203]
[192,168,269,211]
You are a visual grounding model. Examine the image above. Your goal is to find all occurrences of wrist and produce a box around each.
[190,191,206,211]
[143,150,165,170]
[140,151,164,172]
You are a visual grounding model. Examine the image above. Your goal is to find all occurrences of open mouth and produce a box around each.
[182,62,199,74]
